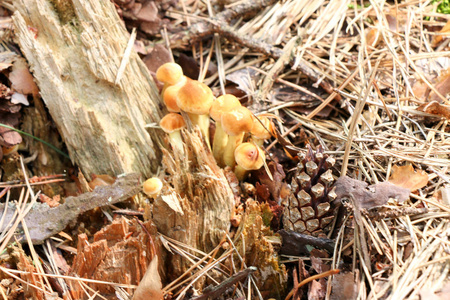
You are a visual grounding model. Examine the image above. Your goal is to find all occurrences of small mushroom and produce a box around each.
[234,142,265,181]
[250,115,274,147]
[176,80,214,147]
[162,76,188,113]
[143,177,163,198]
[156,62,184,86]
[160,113,186,155]
[209,94,241,166]
[221,106,254,168]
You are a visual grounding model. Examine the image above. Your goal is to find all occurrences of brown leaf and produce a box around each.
[334,176,410,209]
[143,44,172,73]
[0,112,22,147]
[330,272,359,300]
[432,20,450,47]
[9,57,39,96]
[135,1,158,22]
[39,194,61,208]
[133,255,163,300]
[253,161,286,201]
[388,164,428,192]
[418,100,450,119]
[307,278,326,300]
[429,68,450,101]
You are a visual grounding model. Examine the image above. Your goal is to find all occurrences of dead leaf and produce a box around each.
[253,161,286,201]
[9,57,39,96]
[0,112,22,147]
[225,68,258,97]
[418,100,450,119]
[39,194,61,208]
[307,278,326,300]
[330,272,359,300]
[133,255,163,300]
[388,164,428,192]
[432,19,450,47]
[334,176,410,209]
[143,44,172,74]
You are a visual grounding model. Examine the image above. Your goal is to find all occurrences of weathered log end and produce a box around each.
[12,0,165,179]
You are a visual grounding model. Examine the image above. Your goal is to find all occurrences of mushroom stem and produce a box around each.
[234,165,249,181]
[188,113,211,148]
[212,123,228,166]
[169,131,184,156]
[223,132,244,168]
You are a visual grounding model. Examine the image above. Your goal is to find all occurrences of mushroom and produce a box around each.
[221,106,254,167]
[250,115,274,147]
[162,76,188,113]
[156,62,184,86]
[234,142,265,181]
[209,94,241,166]
[176,80,214,147]
[160,113,186,155]
[143,177,163,198]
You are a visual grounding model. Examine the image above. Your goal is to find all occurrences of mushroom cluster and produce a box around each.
[155,62,275,180]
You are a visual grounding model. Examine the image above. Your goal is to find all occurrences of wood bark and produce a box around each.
[12,0,165,179]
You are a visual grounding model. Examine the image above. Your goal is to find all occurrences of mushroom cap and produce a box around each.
[221,106,254,136]
[251,116,273,139]
[176,80,214,115]
[160,113,186,133]
[143,177,163,198]
[210,94,241,121]
[235,143,265,170]
[163,77,187,112]
[156,63,184,85]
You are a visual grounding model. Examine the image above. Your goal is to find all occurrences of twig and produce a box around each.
[190,267,257,300]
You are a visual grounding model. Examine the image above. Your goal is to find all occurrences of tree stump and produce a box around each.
[12,0,165,178]
[153,129,234,279]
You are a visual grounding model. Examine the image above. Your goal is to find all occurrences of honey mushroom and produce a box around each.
[176,80,214,147]
[159,113,186,155]
[156,62,184,86]
[209,94,242,166]
[234,142,265,181]
[143,177,163,198]
[221,106,254,168]
[162,76,188,113]
[250,115,274,147]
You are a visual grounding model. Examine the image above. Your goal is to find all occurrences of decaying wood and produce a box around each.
[70,217,161,297]
[12,0,165,179]
[0,173,140,244]
[152,129,234,278]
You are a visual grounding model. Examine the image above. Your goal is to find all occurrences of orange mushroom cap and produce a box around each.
[251,115,273,140]
[210,94,241,121]
[176,80,214,115]
[160,113,186,133]
[156,63,183,85]
[221,106,254,136]
[235,143,265,170]
[143,177,163,198]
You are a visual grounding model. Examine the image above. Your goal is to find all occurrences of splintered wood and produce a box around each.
[70,217,162,297]
[152,129,234,278]
[12,0,165,179]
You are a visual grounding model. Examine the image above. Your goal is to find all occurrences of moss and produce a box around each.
[234,200,287,298]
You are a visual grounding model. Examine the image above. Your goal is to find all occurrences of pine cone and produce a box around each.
[282,146,337,236]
